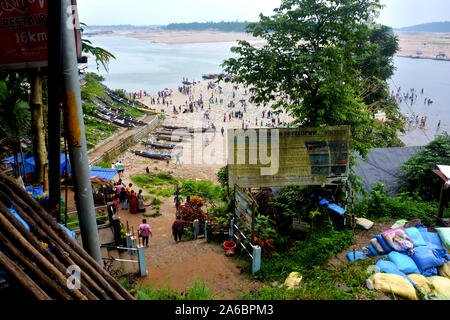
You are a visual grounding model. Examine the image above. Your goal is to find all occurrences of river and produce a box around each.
[86,36,450,147]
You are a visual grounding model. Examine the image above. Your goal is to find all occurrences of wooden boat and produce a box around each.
[132,150,171,160]
[155,130,192,137]
[157,135,184,142]
[144,142,176,149]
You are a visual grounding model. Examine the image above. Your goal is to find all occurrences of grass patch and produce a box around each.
[240,259,379,300]
[137,279,219,300]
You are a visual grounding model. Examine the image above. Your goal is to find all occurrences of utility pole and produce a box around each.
[60,0,102,265]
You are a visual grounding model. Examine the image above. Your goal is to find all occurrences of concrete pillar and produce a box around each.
[137,246,147,277]
[252,245,261,275]
[229,218,235,242]
[193,219,199,240]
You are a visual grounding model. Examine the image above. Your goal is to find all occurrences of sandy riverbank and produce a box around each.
[136,79,294,166]
[85,28,263,44]
[395,31,450,60]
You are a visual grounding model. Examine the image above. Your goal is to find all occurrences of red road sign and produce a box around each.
[0,0,82,70]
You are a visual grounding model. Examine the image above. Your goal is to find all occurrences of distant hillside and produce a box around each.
[164,21,253,33]
[84,25,163,29]
[395,21,450,33]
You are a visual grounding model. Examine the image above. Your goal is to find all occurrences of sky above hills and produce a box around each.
[77,0,450,29]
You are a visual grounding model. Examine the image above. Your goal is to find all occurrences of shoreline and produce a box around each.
[395,54,450,62]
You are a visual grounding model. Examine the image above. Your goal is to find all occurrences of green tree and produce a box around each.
[0,72,31,177]
[398,132,450,201]
[221,0,402,160]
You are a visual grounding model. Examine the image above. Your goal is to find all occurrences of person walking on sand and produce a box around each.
[221,127,224,136]
[138,219,152,248]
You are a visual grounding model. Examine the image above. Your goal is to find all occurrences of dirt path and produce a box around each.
[104,149,263,299]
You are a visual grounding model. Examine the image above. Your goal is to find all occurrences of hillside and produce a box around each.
[395,21,450,33]
[164,21,252,33]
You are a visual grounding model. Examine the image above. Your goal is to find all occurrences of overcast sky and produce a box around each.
[77,0,450,28]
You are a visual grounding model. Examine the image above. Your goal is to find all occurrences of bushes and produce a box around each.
[352,183,449,225]
[256,226,354,281]
[398,132,450,201]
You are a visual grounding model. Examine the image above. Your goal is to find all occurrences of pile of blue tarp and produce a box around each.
[346,222,450,281]
[314,195,346,216]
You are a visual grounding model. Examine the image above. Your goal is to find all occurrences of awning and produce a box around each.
[90,167,117,181]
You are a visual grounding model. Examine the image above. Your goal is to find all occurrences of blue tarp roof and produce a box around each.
[26,154,71,175]
[5,154,34,175]
[4,154,71,175]
[90,167,117,181]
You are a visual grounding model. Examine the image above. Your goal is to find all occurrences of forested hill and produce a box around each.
[164,21,252,32]
[395,21,450,33]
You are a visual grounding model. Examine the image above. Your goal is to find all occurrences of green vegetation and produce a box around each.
[137,279,220,300]
[351,183,450,225]
[164,21,252,33]
[221,0,404,160]
[398,132,450,201]
[130,170,226,203]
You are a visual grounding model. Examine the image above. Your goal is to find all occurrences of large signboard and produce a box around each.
[0,0,82,69]
[228,126,351,188]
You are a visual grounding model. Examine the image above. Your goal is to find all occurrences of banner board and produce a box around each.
[228,126,351,188]
[234,185,255,241]
[0,0,82,69]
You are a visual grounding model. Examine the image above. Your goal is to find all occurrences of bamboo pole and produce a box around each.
[0,192,109,300]
[0,185,121,300]
[0,250,51,300]
[0,174,133,299]
[0,232,72,300]
[0,208,88,300]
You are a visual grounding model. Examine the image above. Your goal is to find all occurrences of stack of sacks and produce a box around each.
[366,226,450,299]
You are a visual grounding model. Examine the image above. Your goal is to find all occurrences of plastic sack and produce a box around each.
[376,259,416,287]
[405,227,427,247]
[429,276,450,297]
[355,217,374,230]
[388,251,420,275]
[365,245,379,257]
[374,234,393,254]
[407,273,434,293]
[382,227,414,252]
[420,231,446,250]
[346,251,369,262]
[366,273,418,300]
[284,272,303,290]
[439,261,450,279]
[370,238,385,254]
[411,246,445,276]
[436,228,450,251]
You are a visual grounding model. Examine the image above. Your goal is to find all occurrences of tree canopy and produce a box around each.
[221,0,404,159]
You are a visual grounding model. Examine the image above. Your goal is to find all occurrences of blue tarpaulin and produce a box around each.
[26,154,71,175]
[314,195,346,216]
[5,154,34,175]
[90,167,117,181]
[4,153,71,175]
